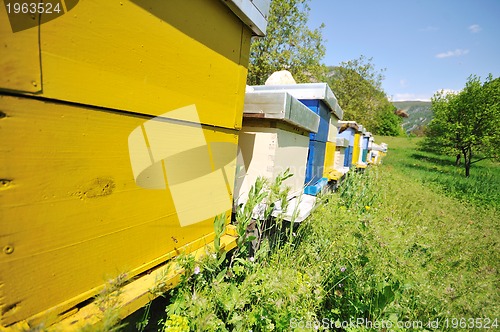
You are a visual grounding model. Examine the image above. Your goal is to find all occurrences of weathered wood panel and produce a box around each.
[35,0,251,129]
[0,3,41,93]
[0,95,237,326]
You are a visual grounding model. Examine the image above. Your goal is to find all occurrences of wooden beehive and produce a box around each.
[234,90,320,208]
[361,131,372,165]
[353,125,366,168]
[334,137,350,175]
[251,83,343,194]
[337,121,360,168]
[0,0,270,328]
[323,105,343,181]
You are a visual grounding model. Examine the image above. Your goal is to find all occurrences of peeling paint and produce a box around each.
[74,177,115,199]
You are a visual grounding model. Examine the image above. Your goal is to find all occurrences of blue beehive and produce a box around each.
[305,139,327,184]
[361,132,372,163]
[251,83,342,196]
[338,121,359,168]
[300,99,330,143]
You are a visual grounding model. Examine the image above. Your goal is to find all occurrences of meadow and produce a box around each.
[117,136,499,332]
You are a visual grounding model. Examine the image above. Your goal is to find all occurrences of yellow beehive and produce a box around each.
[0,0,270,328]
[323,111,342,181]
[352,125,367,169]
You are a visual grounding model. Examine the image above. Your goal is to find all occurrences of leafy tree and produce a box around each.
[375,103,404,136]
[247,0,326,85]
[423,89,460,160]
[327,56,401,135]
[424,75,500,177]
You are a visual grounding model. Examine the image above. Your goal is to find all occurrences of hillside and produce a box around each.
[393,101,432,135]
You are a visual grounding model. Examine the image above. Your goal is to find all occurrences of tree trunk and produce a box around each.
[455,154,461,166]
[463,148,472,177]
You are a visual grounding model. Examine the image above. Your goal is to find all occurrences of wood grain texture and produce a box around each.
[39,0,251,129]
[0,3,41,93]
[0,95,237,326]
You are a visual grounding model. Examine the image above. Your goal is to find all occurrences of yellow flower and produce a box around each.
[365,206,370,210]
[164,314,189,332]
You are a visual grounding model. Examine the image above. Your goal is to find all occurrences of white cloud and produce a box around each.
[435,49,469,58]
[468,24,482,33]
[391,89,462,102]
[392,93,431,102]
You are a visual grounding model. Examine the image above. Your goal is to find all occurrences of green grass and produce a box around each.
[338,137,500,325]
[379,136,500,209]
[128,137,499,331]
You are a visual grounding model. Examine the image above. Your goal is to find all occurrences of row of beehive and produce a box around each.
[0,0,387,329]
[233,82,388,221]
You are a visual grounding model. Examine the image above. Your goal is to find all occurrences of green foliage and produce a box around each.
[327,56,401,135]
[375,104,405,136]
[234,176,267,256]
[423,74,500,176]
[213,213,226,256]
[247,0,326,85]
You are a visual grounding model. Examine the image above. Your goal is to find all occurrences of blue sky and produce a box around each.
[306,0,500,101]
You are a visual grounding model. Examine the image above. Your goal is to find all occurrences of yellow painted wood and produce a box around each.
[39,231,238,331]
[352,133,361,166]
[0,3,41,93]
[323,141,339,180]
[29,0,251,130]
[0,95,238,327]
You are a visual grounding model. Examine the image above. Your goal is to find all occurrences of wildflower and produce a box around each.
[249,256,255,262]
[340,266,346,272]
[193,266,200,275]
[164,314,189,332]
[365,206,371,210]
[338,283,343,288]
[293,232,297,237]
